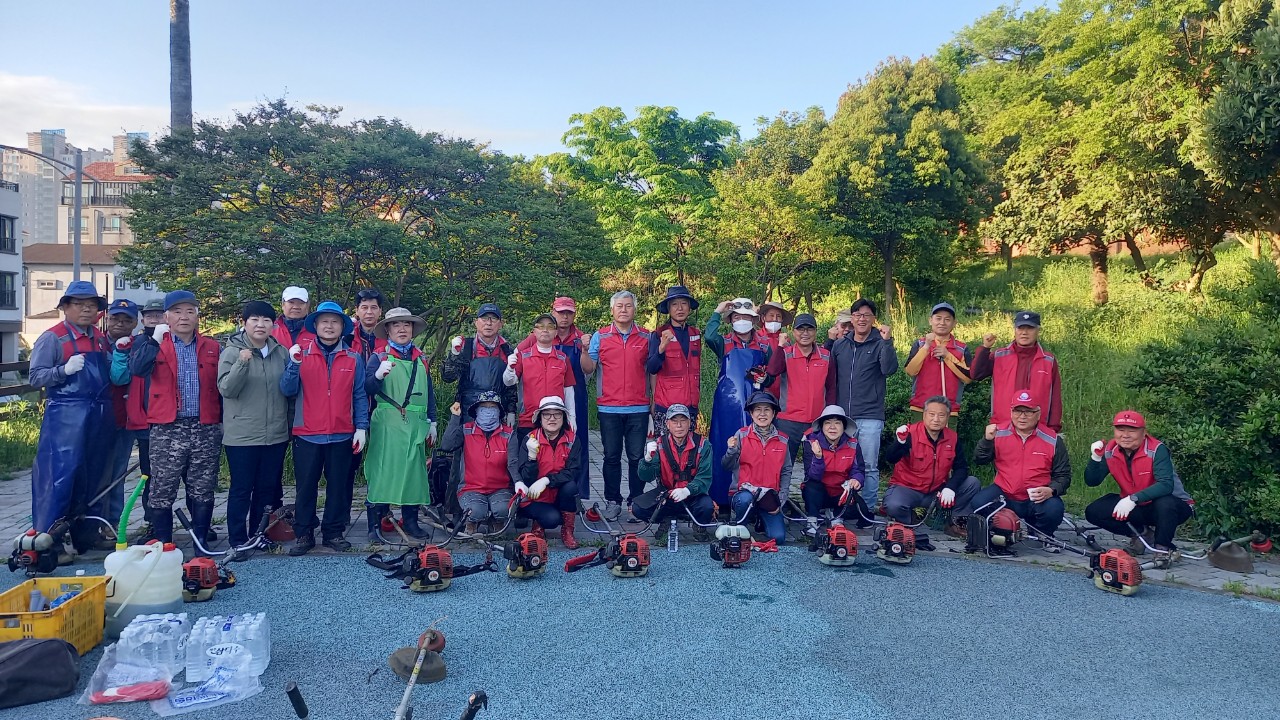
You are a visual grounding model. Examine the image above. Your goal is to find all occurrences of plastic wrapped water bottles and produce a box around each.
[184,614,271,681]
[117,612,190,680]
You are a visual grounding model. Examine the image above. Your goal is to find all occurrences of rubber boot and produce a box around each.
[559,512,579,550]
[367,504,388,543]
[190,501,215,557]
[151,507,174,544]
[187,496,218,543]
[400,506,429,540]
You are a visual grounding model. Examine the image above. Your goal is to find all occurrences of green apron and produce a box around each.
[366,354,433,505]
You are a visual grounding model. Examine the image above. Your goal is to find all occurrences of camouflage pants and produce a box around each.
[147,418,223,509]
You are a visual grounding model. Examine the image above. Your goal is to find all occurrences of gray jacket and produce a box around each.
[825,332,898,421]
[218,331,290,446]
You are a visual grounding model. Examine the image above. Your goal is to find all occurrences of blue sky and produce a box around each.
[0,1,1018,157]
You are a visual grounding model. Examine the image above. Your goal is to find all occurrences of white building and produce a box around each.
[0,179,21,363]
[0,130,111,248]
[19,243,162,347]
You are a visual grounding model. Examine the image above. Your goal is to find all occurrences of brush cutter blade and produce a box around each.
[1208,540,1254,573]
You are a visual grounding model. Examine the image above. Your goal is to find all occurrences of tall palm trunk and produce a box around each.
[170,0,193,134]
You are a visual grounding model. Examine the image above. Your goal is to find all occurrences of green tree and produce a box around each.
[800,57,983,305]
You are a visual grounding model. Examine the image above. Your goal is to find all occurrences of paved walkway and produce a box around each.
[2,432,1277,598]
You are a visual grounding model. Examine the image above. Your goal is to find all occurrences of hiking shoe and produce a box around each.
[323,537,353,552]
[288,535,315,556]
[804,518,819,538]
[604,501,622,521]
[916,536,937,552]
[1127,535,1147,556]
[944,520,967,539]
[226,548,250,563]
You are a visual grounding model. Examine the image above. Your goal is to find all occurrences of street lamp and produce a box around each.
[0,144,87,280]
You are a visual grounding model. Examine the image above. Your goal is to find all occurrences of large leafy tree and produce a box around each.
[121,100,614,357]
[800,57,982,305]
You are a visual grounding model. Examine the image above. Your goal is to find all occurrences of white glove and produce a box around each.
[669,487,691,503]
[1112,495,1136,521]
[352,429,367,453]
[63,354,85,375]
[504,412,516,428]
[427,421,437,448]
[502,362,518,387]
[644,441,657,461]
[895,425,909,443]
[506,352,518,369]
[514,481,530,496]
[449,336,463,355]
[375,358,394,380]
[841,479,857,491]
[939,488,956,508]
[526,435,540,460]
[152,323,170,342]
[1090,441,1105,462]
[289,344,303,363]
[739,483,757,495]
[529,477,550,500]
[115,336,132,351]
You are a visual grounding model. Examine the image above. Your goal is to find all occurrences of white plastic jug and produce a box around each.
[104,541,184,638]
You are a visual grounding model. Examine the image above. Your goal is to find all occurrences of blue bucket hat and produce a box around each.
[656,285,699,314]
[58,280,107,311]
[304,300,354,336]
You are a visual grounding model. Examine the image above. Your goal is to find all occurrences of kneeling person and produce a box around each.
[723,392,793,544]
[800,405,867,535]
[1084,410,1193,553]
[882,396,980,551]
[634,404,715,529]
[441,392,515,534]
[509,396,582,549]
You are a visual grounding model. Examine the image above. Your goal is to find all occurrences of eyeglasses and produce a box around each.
[730,300,755,311]
[1011,407,1040,416]
[850,312,875,320]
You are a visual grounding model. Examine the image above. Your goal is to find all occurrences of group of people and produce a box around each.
[28,281,1195,564]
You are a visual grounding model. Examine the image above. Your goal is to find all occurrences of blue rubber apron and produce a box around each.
[709,338,766,505]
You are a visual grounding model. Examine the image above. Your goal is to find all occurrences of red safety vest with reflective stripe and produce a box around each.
[292,347,359,436]
[349,330,387,360]
[992,424,1057,501]
[515,347,574,428]
[652,322,702,410]
[144,334,223,425]
[272,317,316,353]
[910,337,968,411]
[459,424,513,496]
[736,428,789,492]
[527,427,575,506]
[991,344,1056,426]
[1103,435,1161,501]
[777,345,830,424]
[595,324,650,408]
[891,423,958,493]
[656,434,706,490]
[804,430,859,497]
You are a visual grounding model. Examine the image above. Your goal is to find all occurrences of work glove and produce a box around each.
[506,352,518,369]
[841,479,861,492]
[502,357,518,387]
[514,481,530,496]
[426,421,437,448]
[63,354,85,375]
[374,358,394,380]
[504,412,516,428]
[115,336,132,352]
[938,488,956,509]
[529,477,550,500]
[352,429,367,453]
[644,441,657,462]
[669,487,691,503]
[1090,441,1105,462]
[152,323,170,343]
[895,425,909,443]
[1112,495,1136,521]
[289,344,303,363]
[739,483,757,496]
[526,435,540,460]
[449,336,463,355]
[746,365,767,388]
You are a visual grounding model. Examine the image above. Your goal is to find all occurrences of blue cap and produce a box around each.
[476,303,502,319]
[304,300,354,336]
[793,313,817,329]
[58,280,106,310]
[107,298,139,318]
[163,290,198,311]
[930,302,956,317]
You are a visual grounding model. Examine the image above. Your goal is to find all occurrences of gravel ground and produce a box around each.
[3,546,1278,720]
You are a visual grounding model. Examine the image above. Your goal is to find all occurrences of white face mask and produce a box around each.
[764,321,782,333]
[732,319,754,334]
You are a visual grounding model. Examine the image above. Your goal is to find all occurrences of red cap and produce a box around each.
[1010,390,1038,409]
[552,296,577,312]
[1112,410,1146,428]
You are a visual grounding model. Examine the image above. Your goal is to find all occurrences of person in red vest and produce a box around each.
[441,392,516,535]
[28,280,114,561]
[588,290,652,520]
[272,285,317,351]
[970,310,1062,432]
[279,300,370,555]
[93,299,139,536]
[903,302,972,419]
[882,396,981,551]
[799,404,867,537]
[1084,410,1194,553]
[766,313,830,460]
[972,390,1072,547]
[508,396,582,548]
[504,313,576,445]
[634,404,715,530]
[723,391,793,544]
[348,288,387,361]
[646,286,702,437]
[128,290,224,550]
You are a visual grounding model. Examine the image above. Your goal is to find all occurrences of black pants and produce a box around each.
[517,481,580,529]
[776,418,808,462]
[1085,493,1193,548]
[225,442,288,546]
[292,438,355,542]
[598,411,647,503]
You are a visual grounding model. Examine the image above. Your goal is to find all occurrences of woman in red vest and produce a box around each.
[646,286,702,436]
[441,391,516,535]
[799,404,866,536]
[970,310,1062,432]
[1084,410,1194,553]
[723,391,793,544]
[508,396,581,548]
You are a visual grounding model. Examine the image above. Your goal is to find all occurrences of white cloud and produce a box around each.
[0,72,169,150]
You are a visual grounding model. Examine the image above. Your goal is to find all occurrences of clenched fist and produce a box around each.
[238,348,253,363]
[375,358,394,380]
[877,324,892,341]
[644,441,657,462]
[895,425,909,443]
[726,436,739,450]
[809,439,822,456]
[152,324,170,343]
[63,354,85,375]
[985,423,998,441]
[116,336,133,352]
[526,435,540,461]
[506,352,518,369]
[659,328,676,350]
[450,402,462,416]
[450,336,464,355]
[289,344,303,363]
[1090,441,1105,462]
[982,333,997,348]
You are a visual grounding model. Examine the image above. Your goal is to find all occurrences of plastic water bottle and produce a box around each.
[668,520,678,553]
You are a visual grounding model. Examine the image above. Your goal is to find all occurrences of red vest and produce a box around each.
[891,423,958,493]
[527,428,575,505]
[272,317,316,352]
[1104,435,1162,501]
[125,373,149,430]
[804,430,859,497]
[515,346,574,427]
[736,428,790,492]
[144,334,223,425]
[656,434,706,490]
[652,322,702,409]
[991,344,1056,426]
[459,423,513,496]
[992,424,1057,501]
[777,346,830,424]
[595,324,650,408]
[910,337,968,411]
[349,329,387,360]
[292,346,359,436]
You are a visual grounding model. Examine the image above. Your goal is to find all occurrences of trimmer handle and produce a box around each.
[564,549,603,572]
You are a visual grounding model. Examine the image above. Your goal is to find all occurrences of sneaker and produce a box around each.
[804,518,819,538]
[226,548,250,563]
[288,535,315,556]
[604,501,622,521]
[916,536,937,552]
[323,537,353,552]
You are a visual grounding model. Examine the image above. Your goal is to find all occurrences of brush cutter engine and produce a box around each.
[967,507,1025,555]
[610,534,651,577]
[504,532,548,579]
[181,556,236,602]
[7,530,58,577]
[710,525,752,568]
[1090,548,1143,596]
[817,521,858,566]
[876,522,916,564]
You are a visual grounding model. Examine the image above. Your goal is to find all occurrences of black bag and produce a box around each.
[0,638,81,709]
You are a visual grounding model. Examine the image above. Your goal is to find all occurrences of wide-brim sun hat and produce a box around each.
[810,404,853,433]
[759,301,794,326]
[304,300,354,336]
[657,285,699,314]
[374,307,427,339]
[533,396,569,425]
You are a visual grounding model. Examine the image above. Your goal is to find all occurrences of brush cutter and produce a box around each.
[565,501,652,577]
[849,492,935,565]
[367,510,497,592]
[419,492,546,581]
[693,493,753,569]
[175,505,279,601]
[1125,525,1270,574]
[393,624,445,720]
[9,466,146,573]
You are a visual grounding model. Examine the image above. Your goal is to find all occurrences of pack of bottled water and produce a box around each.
[184,613,271,682]
[116,612,191,680]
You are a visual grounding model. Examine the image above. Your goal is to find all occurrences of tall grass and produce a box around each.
[0,401,42,478]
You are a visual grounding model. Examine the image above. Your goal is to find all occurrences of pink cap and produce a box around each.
[552,296,577,312]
